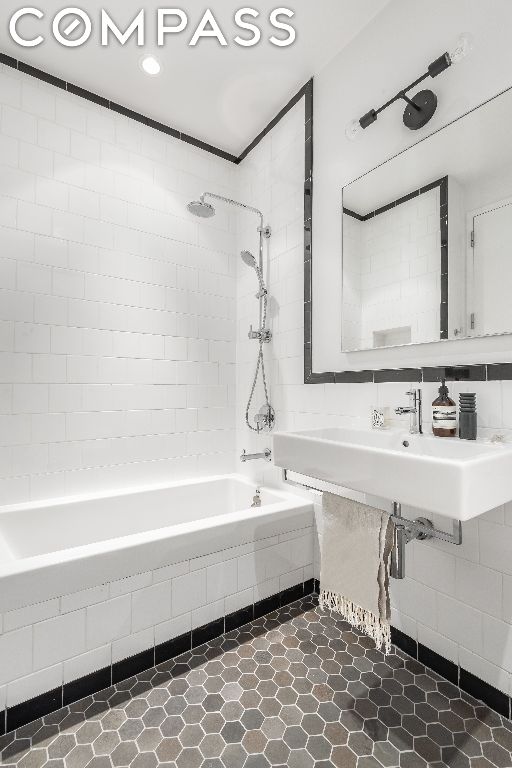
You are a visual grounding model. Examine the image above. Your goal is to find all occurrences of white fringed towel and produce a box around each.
[320,492,393,654]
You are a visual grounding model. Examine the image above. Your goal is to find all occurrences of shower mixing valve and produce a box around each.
[248,325,272,342]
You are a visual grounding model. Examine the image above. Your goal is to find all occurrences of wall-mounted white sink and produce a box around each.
[273,427,512,521]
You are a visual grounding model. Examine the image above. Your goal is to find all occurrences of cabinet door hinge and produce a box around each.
[470,230,475,248]
[470,312,476,330]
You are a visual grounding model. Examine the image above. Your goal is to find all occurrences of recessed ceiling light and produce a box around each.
[140,55,161,76]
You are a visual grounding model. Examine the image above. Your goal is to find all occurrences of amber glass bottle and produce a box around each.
[432,379,457,437]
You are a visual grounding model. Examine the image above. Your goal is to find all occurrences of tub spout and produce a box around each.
[240,449,272,462]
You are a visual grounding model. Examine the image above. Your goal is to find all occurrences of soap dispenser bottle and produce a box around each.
[432,379,457,437]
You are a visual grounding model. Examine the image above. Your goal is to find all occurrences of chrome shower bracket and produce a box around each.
[258,225,272,239]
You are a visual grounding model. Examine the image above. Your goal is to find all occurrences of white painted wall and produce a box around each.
[314,0,512,371]
[0,64,238,505]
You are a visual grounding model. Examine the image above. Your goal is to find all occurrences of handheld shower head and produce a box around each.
[240,250,257,270]
[187,197,216,218]
[241,251,266,297]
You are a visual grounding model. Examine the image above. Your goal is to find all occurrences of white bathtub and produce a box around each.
[0,474,313,613]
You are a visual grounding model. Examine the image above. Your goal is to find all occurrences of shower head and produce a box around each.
[240,250,258,270]
[187,197,216,218]
[241,250,266,296]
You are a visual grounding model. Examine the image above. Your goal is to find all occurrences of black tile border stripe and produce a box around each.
[0,51,311,167]
[307,362,512,385]
[0,51,237,162]
[2,578,316,736]
[238,80,311,163]
[342,175,447,222]
[1,580,511,734]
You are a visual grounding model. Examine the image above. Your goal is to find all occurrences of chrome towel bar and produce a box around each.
[282,468,462,579]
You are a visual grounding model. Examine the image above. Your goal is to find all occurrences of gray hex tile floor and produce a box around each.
[1,597,512,768]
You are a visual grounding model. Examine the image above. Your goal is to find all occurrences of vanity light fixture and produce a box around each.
[140,55,161,76]
[345,34,472,139]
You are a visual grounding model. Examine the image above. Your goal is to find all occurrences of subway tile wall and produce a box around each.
[0,523,314,710]
[3,64,512,708]
[236,96,512,701]
[0,64,238,504]
[343,188,442,351]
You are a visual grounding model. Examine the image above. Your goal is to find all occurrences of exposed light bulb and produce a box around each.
[140,55,161,76]
[449,33,473,65]
[345,119,363,141]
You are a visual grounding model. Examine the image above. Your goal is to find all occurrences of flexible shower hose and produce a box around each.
[245,289,271,432]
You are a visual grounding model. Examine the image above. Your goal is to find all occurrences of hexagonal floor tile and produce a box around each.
[2,597,511,768]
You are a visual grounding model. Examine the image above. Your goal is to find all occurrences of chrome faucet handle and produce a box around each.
[396,388,422,434]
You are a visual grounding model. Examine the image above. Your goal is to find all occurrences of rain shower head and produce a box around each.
[187,197,216,218]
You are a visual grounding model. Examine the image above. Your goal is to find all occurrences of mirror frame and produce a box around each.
[304,84,512,385]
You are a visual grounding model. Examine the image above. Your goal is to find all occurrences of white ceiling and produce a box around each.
[0,1,390,156]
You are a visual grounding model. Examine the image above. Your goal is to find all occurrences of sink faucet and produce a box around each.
[395,389,422,434]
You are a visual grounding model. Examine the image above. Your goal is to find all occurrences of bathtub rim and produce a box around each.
[0,473,314,613]
[0,472,288,519]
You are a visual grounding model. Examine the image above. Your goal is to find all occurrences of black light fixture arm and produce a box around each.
[359,52,451,130]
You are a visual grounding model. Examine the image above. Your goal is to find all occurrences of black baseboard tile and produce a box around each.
[63,667,112,706]
[7,687,63,733]
[418,643,458,685]
[225,605,254,634]
[4,587,512,736]
[280,584,305,607]
[112,648,155,685]
[192,617,225,648]
[2,581,310,737]
[155,632,192,666]
[254,593,281,620]
[391,627,418,659]
[459,668,510,719]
